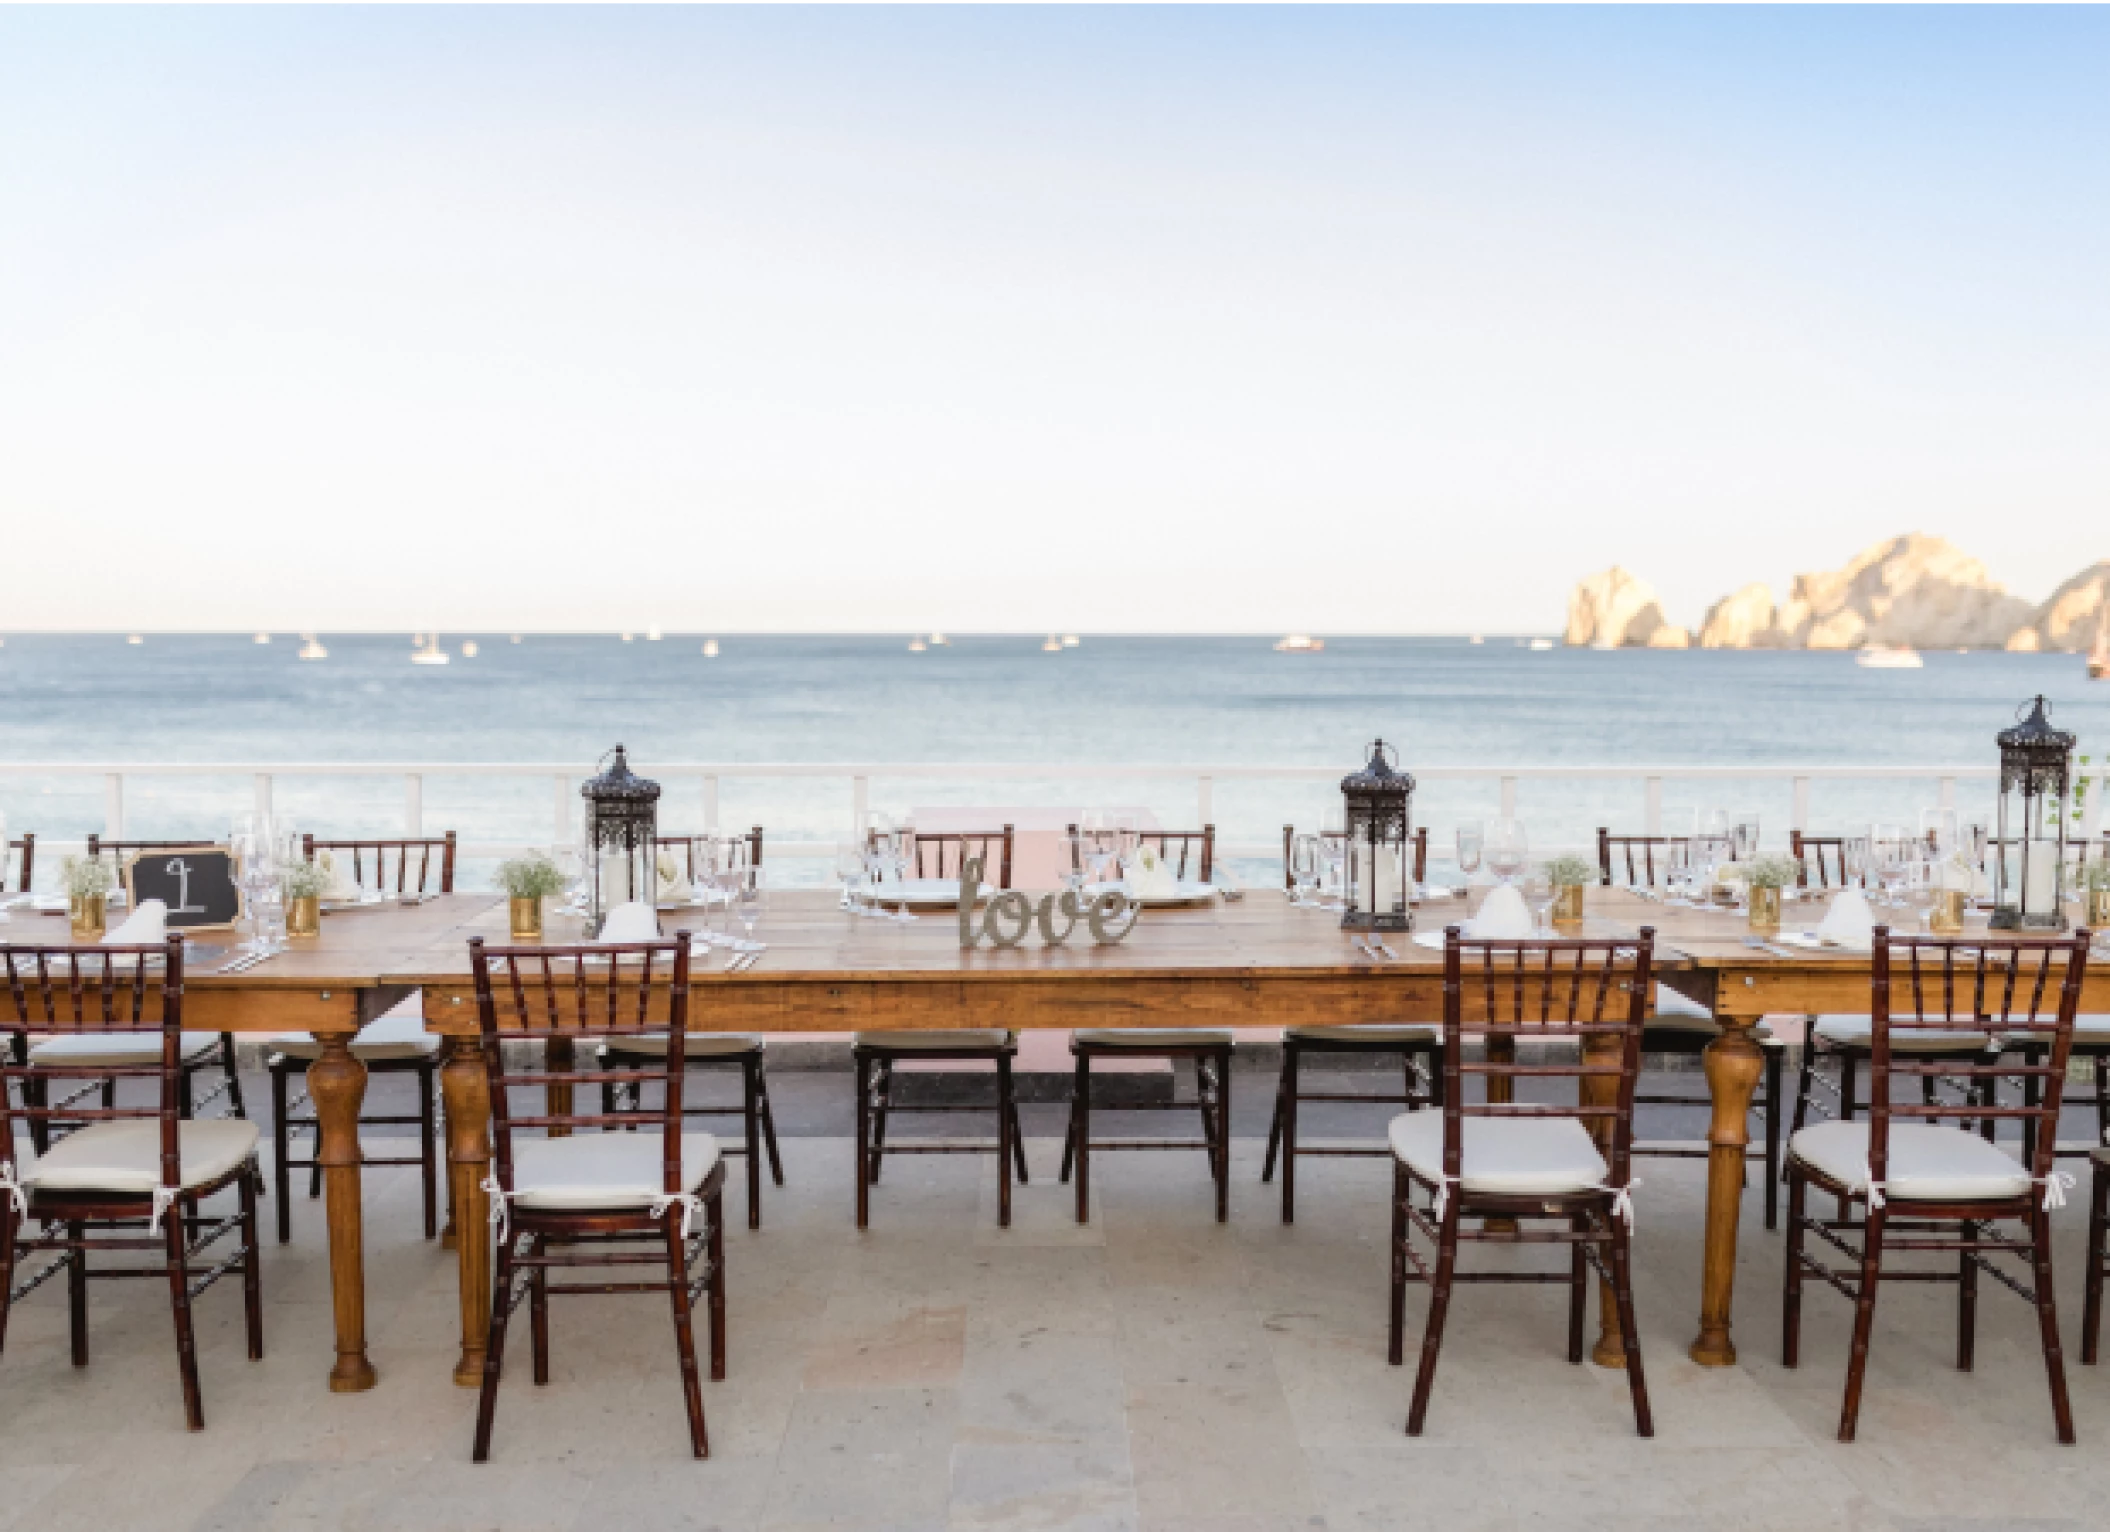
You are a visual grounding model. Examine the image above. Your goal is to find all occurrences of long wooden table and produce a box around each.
[26,887,2101,1393]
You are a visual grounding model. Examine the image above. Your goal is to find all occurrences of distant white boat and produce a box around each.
[1061,634,1080,648]
[1042,635,1063,652]
[702,638,719,658]
[1528,637,1556,651]
[620,632,634,643]
[1274,635,1324,653]
[929,633,951,647]
[646,627,662,641]
[412,636,449,666]
[1469,635,1484,645]
[1856,646,1923,670]
[126,634,144,646]
[908,637,927,652]
[461,640,479,658]
[297,636,328,661]
[510,634,523,645]
[253,632,271,645]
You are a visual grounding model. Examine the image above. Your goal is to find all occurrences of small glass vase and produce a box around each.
[1928,889,1966,934]
[509,895,545,942]
[2087,889,2110,929]
[1746,886,1782,933]
[286,895,321,937]
[68,892,107,940]
[1551,883,1585,926]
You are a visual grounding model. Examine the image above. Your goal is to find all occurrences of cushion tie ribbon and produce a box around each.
[649,1191,706,1239]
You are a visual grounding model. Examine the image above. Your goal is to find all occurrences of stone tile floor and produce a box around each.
[3,1131,2107,1531]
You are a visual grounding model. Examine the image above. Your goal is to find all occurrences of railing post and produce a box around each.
[1643,776,1663,835]
[553,774,571,848]
[405,774,424,837]
[1938,776,1957,811]
[1499,775,1518,819]
[703,774,720,835]
[104,772,124,840]
[1197,775,1214,831]
[254,772,274,824]
[1792,776,1811,834]
[852,774,869,835]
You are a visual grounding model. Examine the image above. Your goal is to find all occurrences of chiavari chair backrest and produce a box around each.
[655,827,763,883]
[0,938,185,1171]
[470,935,694,1201]
[1280,826,1427,890]
[1439,930,1655,1193]
[1596,828,1674,888]
[85,836,214,868]
[5,833,32,893]
[302,833,457,895]
[905,827,1014,889]
[1136,828,1215,882]
[1868,928,2090,1191]
[1789,832,1849,890]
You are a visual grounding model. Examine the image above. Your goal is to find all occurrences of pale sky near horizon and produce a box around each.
[1,7,2104,636]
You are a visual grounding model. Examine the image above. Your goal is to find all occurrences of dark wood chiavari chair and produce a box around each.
[1788,831,1851,890]
[1783,928,2087,1443]
[1596,827,1785,1228]
[266,834,458,1242]
[1135,826,1215,883]
[1062,1027,1234,1225]
[1391,928,1655,1436]
[1260,824,1438,1222]
[469,933,726,1461]
[900,825,1015,888]
[0,938,264,1430]
[5,833,32,894]
[603,826,782,1231]
[64,838,247,1131]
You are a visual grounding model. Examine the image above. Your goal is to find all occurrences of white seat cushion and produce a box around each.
[273,1009,440,1063]
[1812,1015,1994,1053]
[1073,1028,1233,1049]
[508,1132,720,1211]
[2073,1016,2110,1038]
[855,1029,1014,1052]
[1789,1120,2030,1203]
[1286,1023,1437,1045]
[23,1119,260,1196]
[1389,1111,1608,1198]
[599,1033,765,1059]
[28,1032,219,1068]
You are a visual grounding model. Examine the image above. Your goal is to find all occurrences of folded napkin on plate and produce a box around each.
[314,848,361,900]
[1126,844,1179,898]
[1465,884,1534,939]
[102,899,168,945]
[1815,889,1875,948]
[655,849,692,905]
[595,901,662,943]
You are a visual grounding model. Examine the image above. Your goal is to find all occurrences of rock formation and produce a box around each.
[2005,561,2110,653]
[1768,535,2032,650]
[1697,583,1783,649]
[1562,567,1683,648]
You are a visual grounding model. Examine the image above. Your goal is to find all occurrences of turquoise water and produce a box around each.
[0,634,2102,886]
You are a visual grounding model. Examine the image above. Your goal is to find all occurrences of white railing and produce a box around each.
[0,760,2087,865]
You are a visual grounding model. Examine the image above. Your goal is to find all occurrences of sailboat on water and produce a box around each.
[411,634,450,666]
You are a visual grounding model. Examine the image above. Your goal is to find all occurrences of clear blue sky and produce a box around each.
[1,7,2103,634]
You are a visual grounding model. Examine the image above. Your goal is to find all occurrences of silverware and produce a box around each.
[1741,935,1795,959]
[1374,940,1399,960]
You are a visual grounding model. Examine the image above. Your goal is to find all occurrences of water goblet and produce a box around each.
[889,822,917,922]
[1732,813,1761,863]
[1290,833,1320,906]
[1319,832,1348,910]
[1486,818,1527,886]
[834,839,865,915]
[734,872,764,952]
[1455,822,1484,882]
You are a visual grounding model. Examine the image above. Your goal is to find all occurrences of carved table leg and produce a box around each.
[1693,1017,1766,1366]
[1581,1028,1625,1368]
[442,1036,492,1387]
[309,1033,377,1392]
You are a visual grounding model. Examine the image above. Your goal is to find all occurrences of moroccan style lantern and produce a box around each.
[1991,696,2073,931]
[1340,738,1415,932]
[581,744,661,936]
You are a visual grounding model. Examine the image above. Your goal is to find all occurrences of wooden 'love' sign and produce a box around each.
[955,855,1138,950]
[123,847,244,931]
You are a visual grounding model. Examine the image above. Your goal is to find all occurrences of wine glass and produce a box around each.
[1113,812,1140,871]
[834,839,865,915]
[1870,824,1911,907]
[1486,818,1527,886]
[1454,821,1484,883]
[1062,828,1088,905]
[1290,833,1321,906]
[888,821,917,922]
[1319,831,1348,910]
[1525,867,1556,935]
[733,870,764,951]
[1661,836,1695,906]
[1843,833,1872,892]
[1732,813,1761,863]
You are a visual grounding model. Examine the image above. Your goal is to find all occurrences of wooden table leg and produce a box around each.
[1581,1028,1625,1368]
[442,1036,492,1388]
[308,1032,377,1393]
[1693,1016,1766,1366]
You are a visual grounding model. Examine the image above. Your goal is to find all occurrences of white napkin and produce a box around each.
[1126,844,1179,898]
[102,899,168,945]
[654,849,692,905]
[1815,889,1875,949]
[595,901,662,944]
[1465,884,1533,938]
[314,848,361,900]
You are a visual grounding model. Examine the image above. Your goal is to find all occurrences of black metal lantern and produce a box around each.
[1992,696,2074,931]
[581,744,661,936]
[1340,738,1415,932]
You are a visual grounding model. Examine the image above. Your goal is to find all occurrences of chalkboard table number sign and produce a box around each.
[124,847,244,931]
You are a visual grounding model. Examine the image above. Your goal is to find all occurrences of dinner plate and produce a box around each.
[658,890,731,911]
[1083,880,1217,909]
[867,879,983,909]
[1774,930,1873,954]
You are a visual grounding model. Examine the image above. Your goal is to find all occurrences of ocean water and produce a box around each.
[1,634,2103,888]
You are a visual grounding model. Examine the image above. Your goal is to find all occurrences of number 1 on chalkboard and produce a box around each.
[166,857,208,917]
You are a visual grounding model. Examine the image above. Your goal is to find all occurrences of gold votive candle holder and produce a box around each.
[1551,883,1585,926]
[1747,886,1781,933]
[509,896,545,943]
[1929,889,1966,934]
[68,893,106,940]
[286,895,321,937]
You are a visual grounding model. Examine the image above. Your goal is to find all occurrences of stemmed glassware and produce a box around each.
[1454,822,1484,885]
[1062,828,1089,906]
[731,869,765,952]
[1731,813,1761,864]
[230,812,282,953]
[1486,818,1527,886]
[835,839,867,915]
[887,820,916,922]
[1289,833,1321,906]
[1870,823,1912,907]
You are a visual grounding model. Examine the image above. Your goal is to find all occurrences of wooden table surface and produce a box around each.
[19,886,2099,1394]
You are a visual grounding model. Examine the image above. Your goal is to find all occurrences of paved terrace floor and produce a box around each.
[4,1083,2108,1531]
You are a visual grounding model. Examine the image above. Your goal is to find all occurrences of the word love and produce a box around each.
[954,855,1138,949]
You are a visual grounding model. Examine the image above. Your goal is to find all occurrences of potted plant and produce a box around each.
[2085,860,2110,929]
[499,852,565,942]
[62,854,114,939]
[282,856,330,937]
[1543,853,1595,925]
[1742,855,1800,932]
